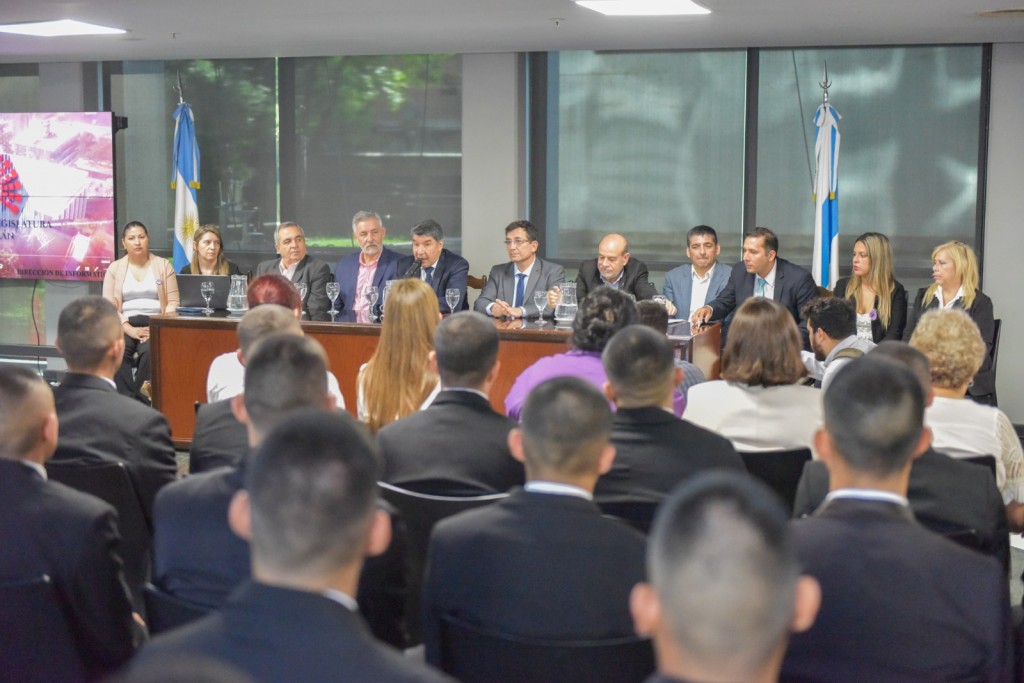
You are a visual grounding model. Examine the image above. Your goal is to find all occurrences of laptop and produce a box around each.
[177,274,232,312]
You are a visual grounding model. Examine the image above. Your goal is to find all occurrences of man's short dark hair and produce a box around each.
[411,219,443,242]
[603,326,676,407]
[636,300,669,334]
[571,286,638,353]
[57,296,121,370]
[745,226,779,255]
[237,305,302,359]
[0,365,49,460]
[870,341,931,395]
[434,312,499,389]
[521,377,612,477]
[824,356,924,476]
[505,220,539,243]
[247,409,379,576]
[802,297,856,341]
[243,334,329,434]
[649,471,799,673]
[686,225,718,246]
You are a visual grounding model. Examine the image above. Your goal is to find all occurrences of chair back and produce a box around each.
[143,582,211,635]
[377,482,507,644]
[0,575,87,683]
[738,449,813,515]
[597,500,659,534]
[990,318,1001,405]
[962,454,998,481]
[467,274,488,290]
[439,613,655,683]
[45,460,151,609]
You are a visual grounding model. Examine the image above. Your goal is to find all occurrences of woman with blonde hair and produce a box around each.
[906,240,996,402]
[684,297,821,453]
[832,232,906,342]
[181,224,241,276]
[357,278,440,432]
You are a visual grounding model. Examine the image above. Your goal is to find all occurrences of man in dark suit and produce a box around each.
[474,219,565,319]
[780,355,1012,682]
[378,311,524,495]
[334,210,401,318]
[396,219,469,313]
[254,221,333,320]
[662,225,731,319]
[0,365,135,680]
[422,376,646,665]
[51,296,177,528]
[138,410,451,682]
[632,473,820,683]
[692,226,817,347]
[574,233,658,302]
[595,326,743,506]
[792,341,1009,571]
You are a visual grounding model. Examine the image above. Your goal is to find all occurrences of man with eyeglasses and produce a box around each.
[335,211,401,319]
[474,220,565,319]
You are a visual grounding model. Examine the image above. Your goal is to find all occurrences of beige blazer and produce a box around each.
[102,254,180,324]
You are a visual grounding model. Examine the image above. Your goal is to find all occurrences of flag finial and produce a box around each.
[819,61,831,104]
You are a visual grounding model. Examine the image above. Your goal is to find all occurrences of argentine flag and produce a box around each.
[172,103,200,272]
[812,102,840,289]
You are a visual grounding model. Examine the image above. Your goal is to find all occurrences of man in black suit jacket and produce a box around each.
[189,398,248,474]
[595,326,743,506]
[0,365,134,680]
[575,233,658,302]
[692,227,817,347]
[780,355,1012,683]
[792,341,1010,572]
[378,312,523,495]
[51,296,177,528]
[422,377,646,667]
[138,411,451,682]
[254,221,333,320]
[395,219,469,312]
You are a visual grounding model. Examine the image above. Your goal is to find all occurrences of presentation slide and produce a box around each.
[0,111,116,281]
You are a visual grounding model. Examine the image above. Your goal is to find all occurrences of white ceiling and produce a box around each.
[1,0,1024,63]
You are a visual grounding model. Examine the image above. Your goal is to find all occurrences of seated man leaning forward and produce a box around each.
[801,296,875,392]
[474,219,565,319]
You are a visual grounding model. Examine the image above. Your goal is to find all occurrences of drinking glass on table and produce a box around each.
[364,286,380,321]
[445,288,461,314]
[200,281,215,315]
[296,282,308,303]
[534,291,548,325]
[326,282,340,320]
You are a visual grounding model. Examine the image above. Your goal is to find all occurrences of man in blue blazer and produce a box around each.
[662,225,730,319]
[334,211,401,318]
[692,226,818,348]
[396,219,469,313]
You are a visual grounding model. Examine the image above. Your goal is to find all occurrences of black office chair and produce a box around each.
[438,613,655,683]
[0,575,88,683]
[738,449,813,515]
[377,482,508,645]
[45,460,151,611]
[597,500,659,534]
[143,583,211,635]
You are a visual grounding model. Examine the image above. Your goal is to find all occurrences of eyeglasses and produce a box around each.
[503,238,533,247]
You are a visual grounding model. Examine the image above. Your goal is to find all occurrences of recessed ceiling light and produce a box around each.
[574,0,710,16]
[0,20,126,37]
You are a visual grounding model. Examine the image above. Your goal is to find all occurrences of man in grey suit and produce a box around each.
[254,221,333,321]
[662,225,730,319]
[474,220,565,319]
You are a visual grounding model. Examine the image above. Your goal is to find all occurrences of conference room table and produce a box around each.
[150,311,721,448]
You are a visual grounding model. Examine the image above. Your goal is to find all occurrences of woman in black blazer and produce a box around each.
[906,240,996,402]
[833,232,907,343]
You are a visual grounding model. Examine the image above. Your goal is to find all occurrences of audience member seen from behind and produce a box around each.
[358,277,441,432]
[800,297,875,392]
[633,472,820,683]
[906,240,996,403]
[378,312,524,495]
[780,356,1012,682]
[595,325,742,508]
[139,410,452,682]
[832,232,906,342]
[684,297,822,454]
[102,220,180,401]
[909,308,1024,527]
[504,285,642,420]
[0,365,135,680]
[246,272,301,316]
[181,224,241,276]
[636,300,705,397]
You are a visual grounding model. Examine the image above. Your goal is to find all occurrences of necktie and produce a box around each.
[424,266,435,287]
[514,273,526,309]
[756,277,767,297]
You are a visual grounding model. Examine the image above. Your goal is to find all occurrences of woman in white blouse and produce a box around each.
[684,297,822,454]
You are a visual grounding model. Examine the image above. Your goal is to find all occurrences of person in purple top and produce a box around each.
[506,286,655,420]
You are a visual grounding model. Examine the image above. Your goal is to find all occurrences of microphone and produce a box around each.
[402,259,422,278]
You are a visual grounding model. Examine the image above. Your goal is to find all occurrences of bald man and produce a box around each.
[574,233,658,302]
